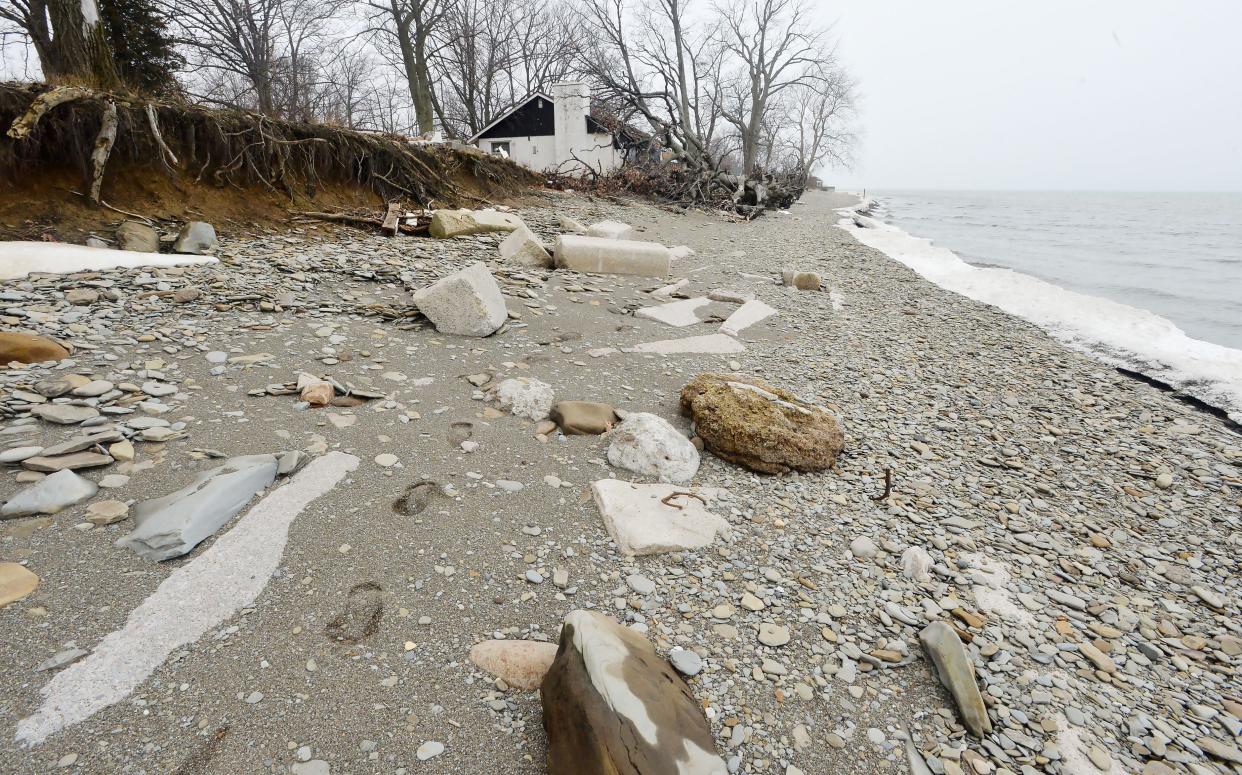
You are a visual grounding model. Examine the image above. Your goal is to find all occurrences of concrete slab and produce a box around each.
[635,297,711,327]
[554,235,670,277]
[591,479,730,556]
[719,299,778,336]
[627,333,746,355]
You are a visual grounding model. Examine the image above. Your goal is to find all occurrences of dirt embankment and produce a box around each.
[0,82,540,242]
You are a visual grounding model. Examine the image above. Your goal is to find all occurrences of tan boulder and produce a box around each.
[680,373,844,474]
[549,401,618,435]
[469,640,558,690]
[541,610,726,775]
[0,562,39,607]
[0,331,70,364]
[781,269,822,290]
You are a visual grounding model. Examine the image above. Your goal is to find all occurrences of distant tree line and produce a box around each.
[0,0,855,180]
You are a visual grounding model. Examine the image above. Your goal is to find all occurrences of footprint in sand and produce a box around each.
[325,581,384,643]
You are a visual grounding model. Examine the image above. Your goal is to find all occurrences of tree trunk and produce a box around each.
[46,0,121,88]
[411,33,436,134]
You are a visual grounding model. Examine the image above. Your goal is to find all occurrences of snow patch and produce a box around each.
[0,242,216,281]
[836,211,1242,423]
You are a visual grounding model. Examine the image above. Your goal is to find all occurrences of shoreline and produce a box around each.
[834,196,1242,426]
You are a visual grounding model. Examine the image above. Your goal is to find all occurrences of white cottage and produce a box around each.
[469,82,646,174]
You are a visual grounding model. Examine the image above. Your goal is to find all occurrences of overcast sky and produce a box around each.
[825,1,1242,191]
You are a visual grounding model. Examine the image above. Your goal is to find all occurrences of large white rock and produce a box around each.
[554,235,670,277]
[117,454,277,561]
[591,479,729,556]
[586,220,634,240]
[494,377,554,421]
[719,299,777,336]
[412,262,507,336]
[635,297,711,328]
[606,412,699,484]
[430,209,523,238]
[499,226,553,268]
[2,469,98,517]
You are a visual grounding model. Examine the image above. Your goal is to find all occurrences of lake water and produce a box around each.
[838,191,1242,422]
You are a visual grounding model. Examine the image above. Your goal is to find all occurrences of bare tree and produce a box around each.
[781,64,856,179]
[360,0,450,134]
[2,0,121,86]
[168,0,282,113]
[714,0,825,175]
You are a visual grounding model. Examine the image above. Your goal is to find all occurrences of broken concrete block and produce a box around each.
[499,226,553,268]
[592,479,729,556]
[635,297,711,328]
[117,454,278,561]
[558,215,587,232]
[116,220,159,253]
[173,222,218,255]
[412,262,507,336]
[781,269,821,290]
[541,610,727,775]
[719,299,777,336]
[605,412,700,484]
[429,209,523,238]
[627,333,745,355]
[553,235,670,277]
[650,278,689,299]
[669,245,696,261]
[585,220,634,240]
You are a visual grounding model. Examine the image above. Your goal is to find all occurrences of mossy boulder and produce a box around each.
[680,373,843,474]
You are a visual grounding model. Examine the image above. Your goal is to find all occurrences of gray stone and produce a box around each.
[31,404,99,425]
[412,262,507,336]
[35,647,89,672]
[669,649,703,677]
[116,221,159,253]
[2,469,98,517]
[173,221,218,255]
[919,621,992,737]
[117,454,278,561]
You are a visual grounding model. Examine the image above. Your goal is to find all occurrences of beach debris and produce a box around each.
[429,208,523,238]
[541,610,727,775]
[494,377,554,421]
[499,225,553,268]
[554,234,671,277]
[469,640,558,690]
[2,469,98,517]
[719,299,777,336]
[0,562,39,607]
[549,401,617,435]
[605,412,700,484]
[591,479,728,556]
[412,261,508,336]
[627,333,745,355]
[172,222,218,255]
[635,297,712,327]
[919,621,992,737]
[680,373,844,473]
[781,269,821,290]
[0,331,70,364]
[585,220,634,239]
[117,454,278,561]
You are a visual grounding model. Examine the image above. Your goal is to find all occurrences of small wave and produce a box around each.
[837,208,1242,424]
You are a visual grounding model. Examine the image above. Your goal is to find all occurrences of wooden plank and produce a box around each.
[381,203,402,237]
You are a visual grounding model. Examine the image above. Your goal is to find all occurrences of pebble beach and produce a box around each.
[1,188,1239,774]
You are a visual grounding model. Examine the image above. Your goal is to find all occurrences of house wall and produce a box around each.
[479,135,556,171]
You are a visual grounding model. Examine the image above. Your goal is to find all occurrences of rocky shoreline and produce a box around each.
[0,189,1239,773]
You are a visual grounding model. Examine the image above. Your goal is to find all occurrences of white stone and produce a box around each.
[494,377,554,421]
[554,235,670,277]
[650,278,689,299]
[499,226,553,268]
[172,222,218,255]
[429,209,523,238]
[719,299,777,337]
[606,412,700,484]
[591,480,729,556]
[901,546,933,582]
[416,741,445,761]
[669,245,695,261]
[0,446,43,463]
[627,334,746,355]
[412,262,507,337]
[635,297,711,328]
[586,220,634,240]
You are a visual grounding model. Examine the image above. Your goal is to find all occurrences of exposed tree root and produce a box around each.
[88,101,118,204]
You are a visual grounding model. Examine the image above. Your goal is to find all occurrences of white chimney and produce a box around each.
[551,82,591,170]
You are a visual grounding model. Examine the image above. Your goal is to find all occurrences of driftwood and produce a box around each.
[88,101,118,204]
[292,209,426,235]
[146,102,178,168]
[381,202,402,236]
[6,85,91,140]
